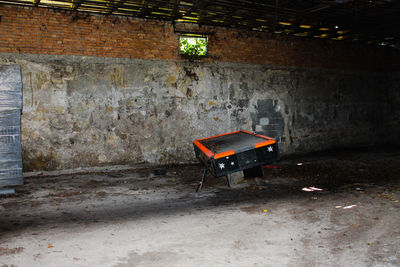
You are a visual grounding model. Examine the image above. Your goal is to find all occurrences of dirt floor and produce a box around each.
[1,146,400,267]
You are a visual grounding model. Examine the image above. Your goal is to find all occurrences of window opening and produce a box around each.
[179,34,208,57]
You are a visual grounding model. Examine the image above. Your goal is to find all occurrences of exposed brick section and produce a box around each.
[209,30,400,71]
[0,5,178,60]
[0,5,399,71]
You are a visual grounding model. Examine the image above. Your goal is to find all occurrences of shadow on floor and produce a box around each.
[1,146,400,237]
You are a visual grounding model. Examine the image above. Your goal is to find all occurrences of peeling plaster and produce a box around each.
[0,54,394,171]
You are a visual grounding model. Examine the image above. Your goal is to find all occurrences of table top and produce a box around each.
[198,131,267,153]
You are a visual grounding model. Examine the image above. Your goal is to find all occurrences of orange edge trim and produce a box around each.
[255,140,275,148]
[214,150,235,159]
[196,131,241,141]
[240,130,274,140]
[193,140,214,158]
[255,133,275,140]
[240,130,254,135]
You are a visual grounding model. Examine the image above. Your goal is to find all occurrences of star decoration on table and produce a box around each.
[219,163,225,169]
[267,146,273,152]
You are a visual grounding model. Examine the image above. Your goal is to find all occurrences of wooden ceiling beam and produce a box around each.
[72,0,82,10]
[107,0,127,14]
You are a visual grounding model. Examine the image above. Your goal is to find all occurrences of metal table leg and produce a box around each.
[196,162,210,192]
[226,175,231,188]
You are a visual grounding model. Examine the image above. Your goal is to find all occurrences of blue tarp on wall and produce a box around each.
[0,65,23,187]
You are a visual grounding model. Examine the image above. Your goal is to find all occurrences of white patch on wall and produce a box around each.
[50,90,67,110]
[260,117,269,125]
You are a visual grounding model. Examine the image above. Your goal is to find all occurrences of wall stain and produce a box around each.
[0,56,393,170]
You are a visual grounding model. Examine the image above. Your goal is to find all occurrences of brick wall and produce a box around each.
[1,4,400,170]
[0,5,399,71]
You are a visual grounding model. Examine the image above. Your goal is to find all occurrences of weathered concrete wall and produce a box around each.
[386,72,400,145]
[0,54,394,171]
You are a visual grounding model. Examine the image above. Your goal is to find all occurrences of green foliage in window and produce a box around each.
[179,36,208,57]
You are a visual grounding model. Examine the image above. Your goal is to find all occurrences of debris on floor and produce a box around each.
[1,147,400,266]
